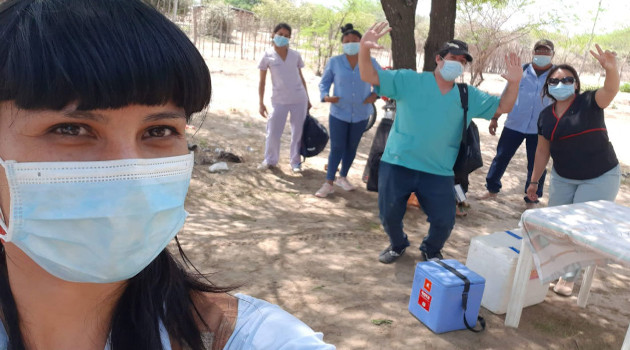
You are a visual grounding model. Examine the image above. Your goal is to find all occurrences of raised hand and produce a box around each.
[590,44,618,71]
[360,22,391,51]
[500,52,522,83]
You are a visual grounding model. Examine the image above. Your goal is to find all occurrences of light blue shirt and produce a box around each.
[375,69,500,176]
[0,294,335,350]
[319,55,381,123]
[503,64,553,134]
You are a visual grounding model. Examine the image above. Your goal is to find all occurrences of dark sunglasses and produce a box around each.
[548,76,575,86]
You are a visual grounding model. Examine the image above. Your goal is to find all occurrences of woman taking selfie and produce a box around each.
[0,0,334,349]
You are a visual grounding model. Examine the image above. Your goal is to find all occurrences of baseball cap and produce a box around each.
[534,39,554,51]
[440,39,473,62]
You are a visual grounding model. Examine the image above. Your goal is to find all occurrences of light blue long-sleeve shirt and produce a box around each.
[319,55,381,123]
[503,64,553,134]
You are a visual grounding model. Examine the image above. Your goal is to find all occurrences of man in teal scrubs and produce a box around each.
[358,22,523,263]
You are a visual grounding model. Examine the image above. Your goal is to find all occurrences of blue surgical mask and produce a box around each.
[439,60,464,81]
[342,42,360,56]
[273,35,289,47]
[548,83,575,101]
[0,153,193,283]
[532,55,552,67]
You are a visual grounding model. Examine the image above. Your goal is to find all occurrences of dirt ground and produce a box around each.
[175,56,630,350]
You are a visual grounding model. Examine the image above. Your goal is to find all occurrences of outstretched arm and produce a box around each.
[495,53,522,115]
[359,22,391,86]
[526,136,551,202]
[591,44,620,109]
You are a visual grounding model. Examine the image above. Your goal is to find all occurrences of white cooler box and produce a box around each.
[465,229,549,314]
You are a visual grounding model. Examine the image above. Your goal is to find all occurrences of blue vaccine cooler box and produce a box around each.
[409,259,485,333]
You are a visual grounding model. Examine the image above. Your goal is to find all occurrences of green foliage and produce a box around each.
[620,82,630,93]
[224,0,260,11]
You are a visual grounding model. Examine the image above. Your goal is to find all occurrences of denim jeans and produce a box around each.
[326,115,368,181]
[485,127,546,203]
[377,161,456,255]
[548,164,621,282]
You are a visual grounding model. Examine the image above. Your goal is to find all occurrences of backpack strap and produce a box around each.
[435,260,486,333]
[456,83,469,145]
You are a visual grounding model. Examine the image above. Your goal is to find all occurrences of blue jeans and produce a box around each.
[548,165,621,282]
[485,127,546,203]
[326,115,368,181]
[378,161,456,255]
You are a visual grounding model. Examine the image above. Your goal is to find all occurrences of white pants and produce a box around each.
[264,101,307,167]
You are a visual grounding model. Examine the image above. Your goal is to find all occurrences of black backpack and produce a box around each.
[300,114,329,158]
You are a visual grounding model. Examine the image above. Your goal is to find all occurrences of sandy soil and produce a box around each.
[175,57,630,349]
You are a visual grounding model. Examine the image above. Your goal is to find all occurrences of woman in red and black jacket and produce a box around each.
[527,44,621,297]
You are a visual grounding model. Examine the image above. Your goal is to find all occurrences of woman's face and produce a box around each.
[342,33,360,44]
[274,27,291,39]
[0,102,188,222]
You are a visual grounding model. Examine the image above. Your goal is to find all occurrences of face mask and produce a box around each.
[548,83,575,101]
[342,42,360,56]
[439,60,464,81]
[273,35,289,47]
[532,55,552,67]
[0,153,193,283]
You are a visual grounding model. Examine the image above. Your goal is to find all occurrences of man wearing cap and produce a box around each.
[358,22,523,264]
[480,39,555,209]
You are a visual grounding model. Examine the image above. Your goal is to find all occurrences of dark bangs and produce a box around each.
[0,0,211,117]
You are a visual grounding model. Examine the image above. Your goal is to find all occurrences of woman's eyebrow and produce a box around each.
[144,112,186,122]
[63,110,107,122]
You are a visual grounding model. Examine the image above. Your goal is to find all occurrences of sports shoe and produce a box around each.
[291,164,302,173]
[257,161,272,170]
[379,245,406,264]
[314,182,335,198]
[421,250,443,262]
[334,177,356,191]
[525,202,539,210]
[553,278,574,296]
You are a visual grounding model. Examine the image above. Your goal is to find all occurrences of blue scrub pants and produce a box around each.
[378,161,456,255]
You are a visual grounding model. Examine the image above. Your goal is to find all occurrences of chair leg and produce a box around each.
[577,265,597,308]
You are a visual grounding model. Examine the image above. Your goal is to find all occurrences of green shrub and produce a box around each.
[620,82,630,93]
[582,84,602,91]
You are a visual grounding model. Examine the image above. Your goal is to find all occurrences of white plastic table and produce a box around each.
[504,201,630,349]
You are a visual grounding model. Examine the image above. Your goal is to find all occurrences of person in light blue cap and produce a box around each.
[315,23,381,198]
[0,1,334,349]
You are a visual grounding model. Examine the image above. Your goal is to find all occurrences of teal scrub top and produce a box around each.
[375,69,500,176]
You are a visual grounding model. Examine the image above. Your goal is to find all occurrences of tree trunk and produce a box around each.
[422,0,456,72]
[172,0,179,21]
[380,0,418,70]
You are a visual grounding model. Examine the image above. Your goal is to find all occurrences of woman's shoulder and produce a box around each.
[225,293,335,349]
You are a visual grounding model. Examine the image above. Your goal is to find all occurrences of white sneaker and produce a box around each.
[334,177,356,191]
[315,182,335,198]
[257,161,272,170]
[291,164,302,173]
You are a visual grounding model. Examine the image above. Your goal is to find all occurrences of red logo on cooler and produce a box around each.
[418,289,432,311]
[424,278,432,292]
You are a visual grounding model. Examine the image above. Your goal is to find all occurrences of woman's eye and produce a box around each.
[50,124,89,136]
[144,126,179,138]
